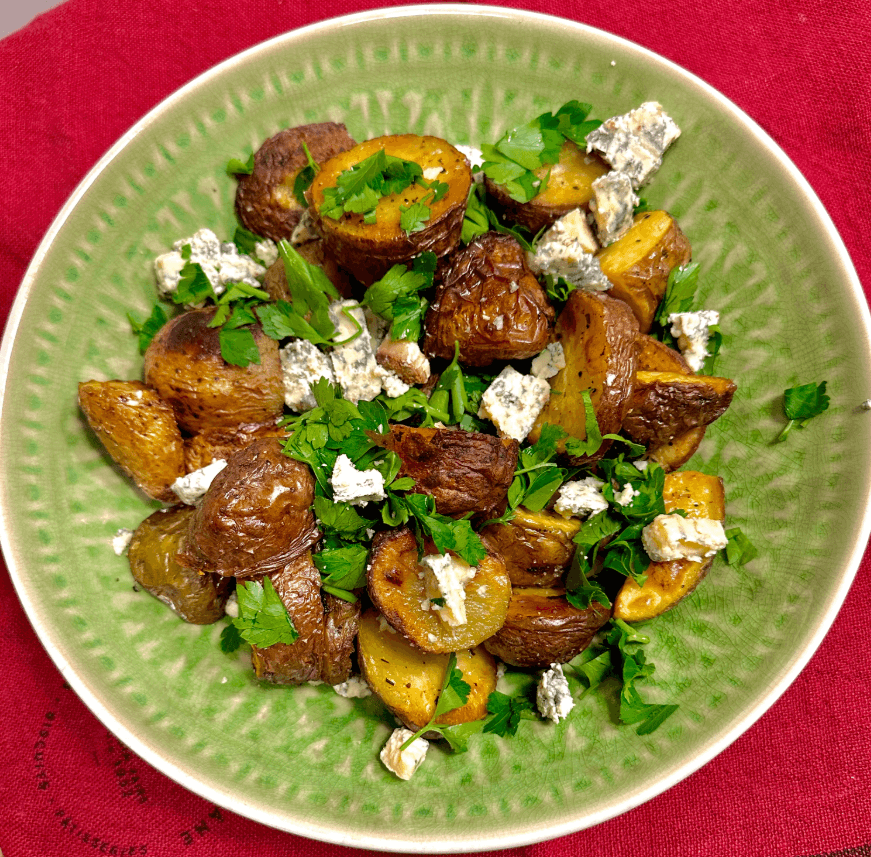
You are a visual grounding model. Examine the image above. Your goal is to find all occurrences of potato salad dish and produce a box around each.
[79,99,748,781]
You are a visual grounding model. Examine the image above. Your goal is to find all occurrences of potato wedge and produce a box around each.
[635,333,692,374]
[308,134,472,285]
[613,471,726,622]
[144,308,284,434]
[485,140,609,233]
[648,426,707,472]
[78,380,185,502]
[597,211,691,333]
[367,528,511,654]
[484,587,611,669]
[481,507,580,586]
[183,422,288,472]
[234,122,357,241]
[357,610,497,731]
[422,232,554,366]
[128,505,232,623]
[375,425,518,518]
[528,290,639,464]
[622,371,736,446]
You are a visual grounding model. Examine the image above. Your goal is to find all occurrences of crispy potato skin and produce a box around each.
[357,610,497,731]
[179,438,319,578]
[128,505,232,623]
[613,471,726,622]
[78,380,185,502]
[262,243,354,302]
[367,528,511,654]
[234,122,357,241]
[529,290,639,464]
[622,371,736,446]
[422,232,555,366]
[183,422,287,472]
[308,134,472,285]
[144,308,284,435]
[597,211,692,333]
[485,140,609,233]
[375,425,518,518]
[648,426,707,472]
[484,587,611,669]
[320,593,361,686]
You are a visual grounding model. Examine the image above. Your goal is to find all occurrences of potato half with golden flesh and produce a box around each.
[374,425,518,518]
[128,505,232,623]
[613,471,726,622]
[484,587,611,669]
[367,528,511,654]
[307,134,472,285]
[481,507,580,586]
[485,140,609,234]
[422,232,554,366]
[622,371,736,447]
[357,610,497,731]
[528,290,639,464]
[648,426,707,472]
[597,211,691,333]
[234,122,357,241]
[635,333,692,374]
[78,380,185,502]
[144,308,284,435]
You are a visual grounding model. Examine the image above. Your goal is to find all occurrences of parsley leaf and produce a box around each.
[313,544,369,601]
[218,326,261,367]
[226,151,254,176]
[775,381,830,442]
[482,690,535,738]
[231,576,298,649]
[313,495,375,540]
[128,303,168,354]
[232,225,265,259]
[219,622,244,654]
[399,199,432,233]
[173,261,215,306]
[461,183,491,244]
[292,142,320,208]
[360,252,435,341]
[724,527,758,567]
[653,263,700,332]
[400,653,472,750]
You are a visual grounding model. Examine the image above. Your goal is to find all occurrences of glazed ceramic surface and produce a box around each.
[2,5,870,851]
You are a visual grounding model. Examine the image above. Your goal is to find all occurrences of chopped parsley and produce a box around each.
[226,151,254,176]
[360,252,436,341]
[220,576,299,652]
[128,303,168,354]
[775,381,830,442]
[400,653,472,750]
[292,142,320,207]
[724,527,758,567]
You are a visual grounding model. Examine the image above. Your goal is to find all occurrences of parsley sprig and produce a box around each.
[775,381,830,442]
[128,304,168,354]
[219,576,298,653]
[400,653,472,750]
[360,252,436,342]
[292,142,320,208]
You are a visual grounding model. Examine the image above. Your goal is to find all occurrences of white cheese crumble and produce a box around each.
[422,166,445,181]
[537,663,574,723]
[633,460,649,471]
[530,342,566,380]
[454,144,485,175]
[329,454,386,507]
[554,477,609,518]
[669,310,720,373]
[112,528,135,556]
[333,676,373,699]
[862,399,871,411]
[328,300,383,403]
[290,209,320,246]
[590,171,638,246]
[641,514,728,563]
[224,591,239,619]
[420,552,478,627]
[380,728,429,780]
[171,459,227,505]
[527,209,610,292]
[586,101,681,189]
[613,483,640,507]
[279,339,336,412]
[478,366,550,442]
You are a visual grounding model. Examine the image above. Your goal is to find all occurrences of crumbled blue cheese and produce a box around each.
[253,240,278,267]
[376,335,431,385]
[554,477,609,518]
[290,209,320,245]
[641,514,728,562]
[586,102,681,189]
[590,171,638,246]
[380,728,428,780]
[633,460,649,471]
[420,552,478,627]
[171,459,227,505]
[279,339,335,412]
[224,591,239,618]
[669,310,719,373]
[333,676,373,699]
[112,528,135,556]
[455,144,485,179]
[537,663,574,723]
[530,342,566,380]
[478,366,550,442]
[613,482,640,506]
[328,300,383,403]
[527,209,610,292]
[330,454,386,507]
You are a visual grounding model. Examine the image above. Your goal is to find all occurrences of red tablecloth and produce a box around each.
[2,1,870,855]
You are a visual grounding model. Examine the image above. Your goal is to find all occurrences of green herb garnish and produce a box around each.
[724,527,758,567]
[226,151,254,176]
[223,576,299,650]
[127,304,168,354]
[292,142,320,207]
[775,381,830,442]
[400,653,472,750]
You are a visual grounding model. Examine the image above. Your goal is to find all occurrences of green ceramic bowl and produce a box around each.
[2,5,870,851]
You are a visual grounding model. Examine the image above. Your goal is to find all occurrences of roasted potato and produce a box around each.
[484,140,609,233]
[635,333,692,374]
[374,425,518,518]
[622,371,736,446]
[613,471,726,622]
[596,210,691,333]
[528,290,639,464]
[422,232,554,366]
[144,308,284,435]
[484,587,611,669]
[178,438,319,578]
[367,528,511,654]
[319,593,362,686]
[183,422,287,472]
[481,507,580,586]
[234,122,357,241]
[128,505,232,623]
[307,134,472,285]
[261,241,354,302]
[357,610,497,731]
[648,426,707,472]
[78,379,185,502]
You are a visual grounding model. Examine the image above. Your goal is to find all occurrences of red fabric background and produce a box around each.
[2,1,870,856]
